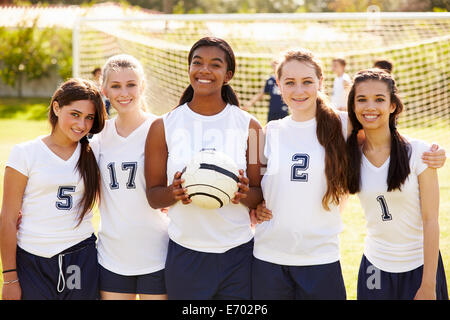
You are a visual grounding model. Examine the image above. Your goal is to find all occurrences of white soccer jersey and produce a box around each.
[331,73,351,109]
[358,138,430,273]
[254,112,348,266]
[164,103,256,253]
[92,116,169,275]
[6,137,94,258]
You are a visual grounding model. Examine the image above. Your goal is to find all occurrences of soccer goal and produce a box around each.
[73,12,449,142]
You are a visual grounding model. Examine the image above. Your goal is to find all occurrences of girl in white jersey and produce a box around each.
[253,49,349,300]
[0,79,107,300]
[346,69,448,300]
[145,37,264,300]
[252,49,447,300]
[90,54,169,300]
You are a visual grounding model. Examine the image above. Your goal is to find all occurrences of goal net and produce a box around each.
[73,13,449,144]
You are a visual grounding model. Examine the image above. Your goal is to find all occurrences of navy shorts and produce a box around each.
[357,253,448,300]
[16,234,99,300]
[252,257,347,300]
[99,265,166,295]
[165,238,253,300]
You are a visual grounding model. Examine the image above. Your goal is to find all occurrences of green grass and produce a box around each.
[0,116,449,300]
[0,98,49,120]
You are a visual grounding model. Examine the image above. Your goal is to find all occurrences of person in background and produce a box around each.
[373,59,394,74]
[92,67,111,116]
[331,58,351,111]
[243,60,289,123]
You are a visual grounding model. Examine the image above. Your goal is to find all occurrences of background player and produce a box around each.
[331,57,351,111]
[0,78,106,300]
[243,60,289,122]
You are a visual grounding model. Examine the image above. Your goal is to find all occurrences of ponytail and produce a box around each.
[316,96,348,210]
[346,127,362,194]
[75,136,101,227]
[387,124,411,191]
[221,84,239,107]
[179,85,194,106]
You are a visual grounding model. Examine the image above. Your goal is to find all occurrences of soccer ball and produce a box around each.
[181,148,240,209]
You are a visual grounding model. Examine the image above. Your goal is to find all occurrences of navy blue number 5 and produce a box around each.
[56,186,76,210]
[291,153,309,182]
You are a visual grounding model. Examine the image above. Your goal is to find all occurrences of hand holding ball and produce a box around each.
[181,149,241,209]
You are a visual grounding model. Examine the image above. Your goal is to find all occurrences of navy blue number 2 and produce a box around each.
[291,153,309,182]
[376,195,392,221]
[107,162,137,190]
[56,186,76,210]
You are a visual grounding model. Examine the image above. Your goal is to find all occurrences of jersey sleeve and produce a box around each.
[411,138,431,176]
[5,144,29,177]
[88,134,100,164]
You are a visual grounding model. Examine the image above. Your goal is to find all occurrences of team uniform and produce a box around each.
[163,103,257,300]
[331,73,351,110]
[90,116,169,295]
[264,75,289,122]
[356,138,448,300]
[253,112,348,300]
[6,137,99,300]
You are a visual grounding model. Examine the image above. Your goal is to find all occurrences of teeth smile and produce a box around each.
[197,79,212,83]
[364,115,379,119]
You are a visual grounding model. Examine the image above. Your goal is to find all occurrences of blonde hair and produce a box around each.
[101,54,148,112]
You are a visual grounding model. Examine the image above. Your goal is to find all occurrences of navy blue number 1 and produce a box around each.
[291,153,309,182]
[376,195,392,221]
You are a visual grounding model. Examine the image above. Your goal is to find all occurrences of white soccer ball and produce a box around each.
[181,148,240,210]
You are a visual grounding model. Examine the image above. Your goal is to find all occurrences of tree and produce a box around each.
[0,18,54,97]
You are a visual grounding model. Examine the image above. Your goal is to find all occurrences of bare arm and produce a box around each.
[1,167,27,300]
[414,167,440,300]
[233,118,264,209]
[144,118,188,209]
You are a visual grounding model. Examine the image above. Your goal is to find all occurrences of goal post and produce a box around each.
[73,12,450,141]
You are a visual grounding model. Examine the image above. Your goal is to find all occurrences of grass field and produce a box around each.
[0,116,449,300]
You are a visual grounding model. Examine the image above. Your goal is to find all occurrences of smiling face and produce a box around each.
[188,46,232,98]
[353,79,396,131]
[102,68,144,114]
[53,99,95,143]
[277,59,322,121]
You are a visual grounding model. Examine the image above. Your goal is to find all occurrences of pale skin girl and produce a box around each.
[354,79,440,300]
[99,67,167,301]
[0,100,96,300]
[254,60,446,222]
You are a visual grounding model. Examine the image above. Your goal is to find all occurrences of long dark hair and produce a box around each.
[276,49,348,210]
[49,78,107,225]
[347,69,410,194]
[178,37,239,107]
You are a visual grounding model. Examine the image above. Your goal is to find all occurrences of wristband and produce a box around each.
[2,269,17,274]
[3,279,19,285]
